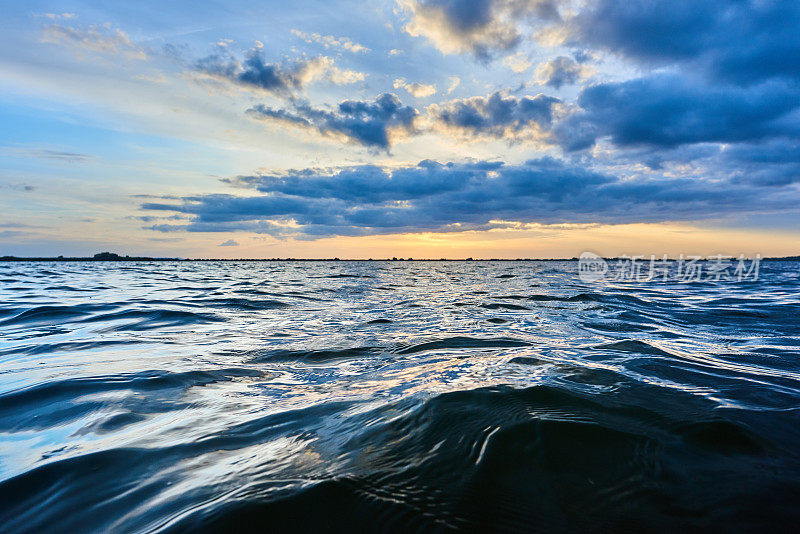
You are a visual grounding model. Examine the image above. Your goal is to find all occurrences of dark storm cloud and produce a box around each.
[224,159,505,203]
[555,76,800,151]
[572,0,800,85]
[141,157,797,238]
[247,93,418,150]
[430,91,560,139]
[718,140,800,187]
[543,0,800,184]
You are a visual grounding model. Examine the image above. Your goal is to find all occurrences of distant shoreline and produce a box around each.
[1,253,798,262]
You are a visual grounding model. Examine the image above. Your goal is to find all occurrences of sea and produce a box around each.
[1,260,799,532]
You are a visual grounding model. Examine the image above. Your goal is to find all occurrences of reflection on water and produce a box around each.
[1,260,800,532]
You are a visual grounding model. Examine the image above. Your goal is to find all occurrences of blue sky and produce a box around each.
[1,0,798,258]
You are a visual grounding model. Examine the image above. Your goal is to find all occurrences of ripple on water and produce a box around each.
[1,260,799,532]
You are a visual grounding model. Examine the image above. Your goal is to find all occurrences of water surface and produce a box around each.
[1,260,800,532]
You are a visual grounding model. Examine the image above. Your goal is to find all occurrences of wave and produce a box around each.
[248,346,379,363]
[0,368,262,433]
[79,309,224,331]
[196,297,291,310]
[0,304,115,327]
[592,339,675,357]
[396,336,531,355]
[480,303,530,311]
[30,385,783,532]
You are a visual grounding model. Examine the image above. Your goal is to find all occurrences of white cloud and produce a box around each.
[41,13,76,20]
[446,76,460,94]
[321,57,367,85]
[291,30,370,54]
[394,78,436,98]
[503,51,532,73]
[41,23,147,60]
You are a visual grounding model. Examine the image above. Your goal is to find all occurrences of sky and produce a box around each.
[0,0,798,258]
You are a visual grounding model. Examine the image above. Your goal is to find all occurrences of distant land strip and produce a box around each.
[1,252,798,262]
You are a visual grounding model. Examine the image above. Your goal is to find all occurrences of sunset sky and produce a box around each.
[1,0,798,258]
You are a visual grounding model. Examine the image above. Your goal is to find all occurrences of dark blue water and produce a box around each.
[1,260,799,532]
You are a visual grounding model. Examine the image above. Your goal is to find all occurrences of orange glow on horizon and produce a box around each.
[176,223,800,259]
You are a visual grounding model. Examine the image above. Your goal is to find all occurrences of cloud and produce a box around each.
[664,139,800,187]
[218,239,240,246]
[517,0,800,184]
[41,23,146,60]
[398,0,561,59]
[141,157,796,238]
[503,52,532,73]
[26,0,800,246]
[148,237,185,242]
[0,222,48,229]
[39,13,76,20]
[2,183,36,192]
[570,0,800,85]
[429,91,561,140]
[7,148,92,163]
[446,76,461,94]
[393,78,437,98]
[720,140,800,186]
[222,160,502,202]
[0,230,31,239]
[247,93,419,150]
[322,63,367,85]
[555,75,800,151]
[291,30,369,53]
[535,56,590,88]
[195,49,364,95]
